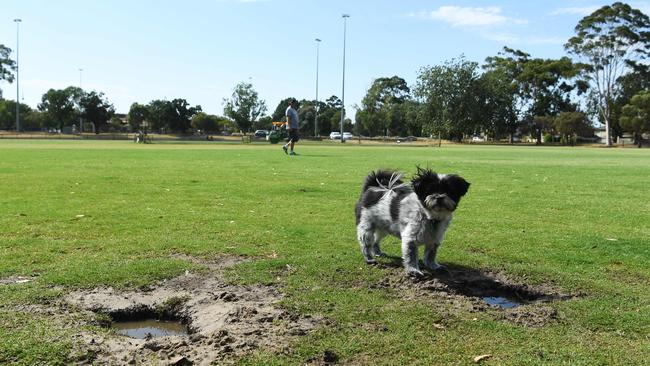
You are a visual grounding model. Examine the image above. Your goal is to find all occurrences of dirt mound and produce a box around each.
[373,262,575,327]
[65,256,322,365]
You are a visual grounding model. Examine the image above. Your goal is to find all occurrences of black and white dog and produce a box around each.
[355,168,470,276]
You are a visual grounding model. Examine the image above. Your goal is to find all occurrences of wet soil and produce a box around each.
[371,260,577,327]
[63,256,323,365]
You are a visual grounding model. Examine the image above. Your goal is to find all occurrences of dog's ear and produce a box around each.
[411,167,439,201]
[445,175,470,200]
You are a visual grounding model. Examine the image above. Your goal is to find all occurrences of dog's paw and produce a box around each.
[373,251,386,258]
[406,267,424,278]
[365,258,378,265]
[429,263,446,271]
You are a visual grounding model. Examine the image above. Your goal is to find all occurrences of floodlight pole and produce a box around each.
[314,38,321,137]
[340,14,349,143]
[14,19,22,132]
[79,68,83,133]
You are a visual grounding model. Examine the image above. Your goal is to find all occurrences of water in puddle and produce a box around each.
[482,296,521,309]
[112,319,188,339]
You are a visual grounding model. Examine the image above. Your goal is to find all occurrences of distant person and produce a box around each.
[283,98,300,155]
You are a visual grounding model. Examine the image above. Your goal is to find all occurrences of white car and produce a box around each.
[342,132,353,140]
[329,132,341,140]
[471,136,485,142]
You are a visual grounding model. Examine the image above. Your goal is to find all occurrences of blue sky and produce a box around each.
[2,0,649,119]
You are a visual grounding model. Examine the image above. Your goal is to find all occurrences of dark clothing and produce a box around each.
[288,129,300,142]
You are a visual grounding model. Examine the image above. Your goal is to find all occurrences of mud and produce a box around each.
[372,261,575,327]
[64,256,323,365]
[0,276,33,285]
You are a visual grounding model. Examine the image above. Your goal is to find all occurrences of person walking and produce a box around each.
[283,98,300,155]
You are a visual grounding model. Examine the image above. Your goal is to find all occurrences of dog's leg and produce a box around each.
[357,224,377,264]
[401,237,423,277]
[372,231,386,257]
[425,218,451,270]
[423,243,444,270]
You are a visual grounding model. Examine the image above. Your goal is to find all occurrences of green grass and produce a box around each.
[1,140,649,365]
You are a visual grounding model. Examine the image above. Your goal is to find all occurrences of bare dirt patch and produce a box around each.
[373,261,576,327]
[0,276,34,285]
[64,256,322,365]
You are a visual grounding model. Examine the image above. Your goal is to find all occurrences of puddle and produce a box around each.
[113,319,188,339]
[375,263,575,327]
[65,256,324,365]
[482,296,521,309]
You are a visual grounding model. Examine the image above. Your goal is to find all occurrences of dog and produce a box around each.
[355,167,470,276]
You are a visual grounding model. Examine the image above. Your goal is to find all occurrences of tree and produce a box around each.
[358,76,410,137]
[484,47,584,143]
[0,100,35,130]
[38,87,79,130]
[478,69,518,141]
[79,91,115,133]
[0,45,16,98]
[553,111,593,145]
[610,70,650,137]
[414,56,483,141]
[320,96,344,134]
[565,2,650,146]
[223,82,267,134]
[147,100,175,132]
[128,102,149,131]
[272,98,293,121]
[191,112,224,134]
[254,115,273,131]
[297,100,316,135]
[169,98,201,133]
[402,100,426,137]
[620,90,650,147]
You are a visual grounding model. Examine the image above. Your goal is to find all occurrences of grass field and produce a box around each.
[1,140,649,365]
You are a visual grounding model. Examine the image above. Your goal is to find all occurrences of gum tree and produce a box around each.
[565,2,650,146]
[620,90,650,147]
[0,45,16,98]
[223,82,267,134]
[358,76,410,137]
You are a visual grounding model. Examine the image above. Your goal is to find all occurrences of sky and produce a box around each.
[2,0,650,120]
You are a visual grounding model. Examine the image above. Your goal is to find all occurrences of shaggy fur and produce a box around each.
[355,167,470,276]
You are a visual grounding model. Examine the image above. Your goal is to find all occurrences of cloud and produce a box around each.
[551,3,650,17]
[411,6,527,27]
[549,6,600,16]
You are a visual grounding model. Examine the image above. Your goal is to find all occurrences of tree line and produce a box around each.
[1,2,649,145]
[355,3,650,146]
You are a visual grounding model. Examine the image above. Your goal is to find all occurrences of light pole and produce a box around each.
[78,68,83,133]
[14,18,21,132]
[314,38,321,137]
[340,14,349,143]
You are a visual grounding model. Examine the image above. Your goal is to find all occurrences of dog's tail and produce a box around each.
[361,170,409,194]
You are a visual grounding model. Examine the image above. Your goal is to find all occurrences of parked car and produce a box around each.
[254,129,269,138]
[329,131,341,140]
[342,132,353,140]
[471,135,485,142]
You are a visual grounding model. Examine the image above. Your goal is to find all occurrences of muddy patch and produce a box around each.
[113,319,189,339]
[65,256,322,365]
[0,276,34,285]
[374,263,575,327]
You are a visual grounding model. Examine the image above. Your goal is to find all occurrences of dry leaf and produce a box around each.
[473,354,492,363]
